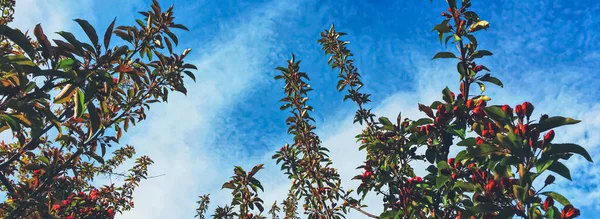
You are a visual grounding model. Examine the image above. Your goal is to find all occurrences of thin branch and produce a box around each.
[349,206,378,218]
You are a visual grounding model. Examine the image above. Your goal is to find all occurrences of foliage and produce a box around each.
[198,0,590,219]
[0,0,196,218]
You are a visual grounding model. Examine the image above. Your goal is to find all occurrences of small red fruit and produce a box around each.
[501,104,512,117]
[522,102,534,119]
[560,205,580,219]
[448,158,456,167]
[543,130,555,145]
[473,65,484,73]
[476,137,484,145]
[515,104,524,120]
[484,179,496,192]
[472,106,485,118]
[466,99,475,110]
[477,100,487,107]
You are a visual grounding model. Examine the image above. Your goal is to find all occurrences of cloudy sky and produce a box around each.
[11,0,600,218]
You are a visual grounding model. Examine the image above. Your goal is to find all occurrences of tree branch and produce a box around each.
[350,206,378,218]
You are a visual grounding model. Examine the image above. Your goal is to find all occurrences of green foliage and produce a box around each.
[0,0,196,217]
[201,1,590,219]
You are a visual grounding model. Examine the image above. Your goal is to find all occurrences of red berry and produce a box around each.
[473,65,484,72]
[476,137,484,145]
[485,179,496,192]
[544,130,555,144]
[515,104,524,120]
[472,107,485,118]
[543,197,554,211]
[477,100,487,107]
[561,205,580,219]
[448,158,456,168]
[466,99,475,109]
[522,102,534,119]
[501,104,512,117]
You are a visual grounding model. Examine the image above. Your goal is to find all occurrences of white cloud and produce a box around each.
[116,0,303,218]
[5,0,598,218]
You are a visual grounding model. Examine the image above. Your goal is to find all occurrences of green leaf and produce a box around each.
[536,116,581,132]
[453,181,475,192]
[165,31,179,45]
[469,203,500,213]
[432,52,457,60]
[88,152,104,164]
[436,174,450,189]
[250,164,264,176]
[541,192,571,206]
[446,126,465,140]
[57,31,84,56]
[479,73,503,88]
[457,62,467,77]
[58,58,75,70]
[183,70,196,82]
[513,185,525,202]
[87,102,101,141]
[457,137,476,146]
[535,159,554,173]
[1,114,20,133]
[379,117,395,130]
[545,206,555,219]
[463,11,480,21]
[476,82,485,93]
[7,54,36,66]
[38,156,50,165]
[255,202,264,212]
[485,106,507,119]
[469,50,493,59]
[234,166,245,176]
[547,143,593,163]
[0,25,36,58]
[171,24,189,31]
[442,86,454,103]
[426,148,435,163]
[74,89,86,118]
[499,156,520,166]
[104,17,116,50]
[221,182,235,190]
[412,118,433,127]
[432,20,451,33]
[469,20,490,32]
[419,104,434,118]
[547,162,571,180]
[74,19,99,46]
[453,34,461,42]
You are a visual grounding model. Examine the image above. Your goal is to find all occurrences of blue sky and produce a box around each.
[10,0,600,218]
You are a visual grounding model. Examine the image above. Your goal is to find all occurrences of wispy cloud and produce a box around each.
[117,0,303,218]
[5,0,598,218]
